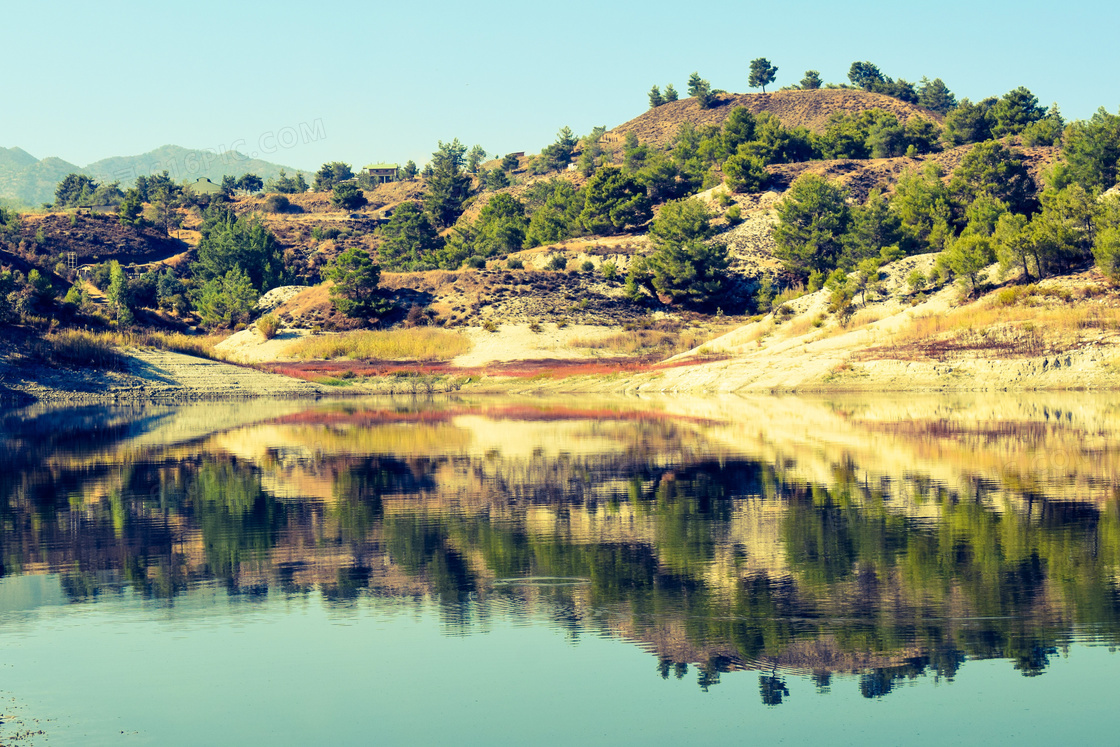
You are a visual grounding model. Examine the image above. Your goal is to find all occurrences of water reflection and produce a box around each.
[1,395,1119,704]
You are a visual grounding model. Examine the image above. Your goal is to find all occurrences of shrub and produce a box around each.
[264,194,290,213]
[507,258,524,270]
[601,261,618,280]
[725,205,742,225]
[464,256,486,269]
[547,254,568,271]
[907,270,928,293]
[258,314,282,339]
[580,260,595,272]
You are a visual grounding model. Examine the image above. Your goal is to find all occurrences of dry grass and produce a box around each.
[35,330,125,369]
[865,285,1120,360]
[570,326,730,359]
[283,328,470,361]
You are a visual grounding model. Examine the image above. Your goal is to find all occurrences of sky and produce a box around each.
[3,0,1118,173]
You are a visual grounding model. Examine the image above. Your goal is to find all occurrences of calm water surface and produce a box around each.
[1,394,1119,745]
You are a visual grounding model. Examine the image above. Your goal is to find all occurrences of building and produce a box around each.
[184,177,224,196]
[361,163,399,184]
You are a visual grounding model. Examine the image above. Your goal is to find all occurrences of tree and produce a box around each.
[472,193,529,256]
[378,201,444,271]
[1053,107,1120,191]
[54,173,98,207]
[687,72,713,109]
[848,61,886,90]
[331,181,368,211]
[267,170,309,194]
[466,145,488,174]
[748,58,778,92]
[500,153,520,171]
[773,174,851,276]
[578,166,652,235]
[313,162,354,192]
[633,198,728,306]
[326,246,390,319]
[1021,105,1065,147]
[236,174,263,193]
[843,189,903,266]
[648,85,664,108]
[1093,196,1120,282]
[993,212,1036,281]
[945,232,994,296]
[484,167,510,190]
[194,268,259,329]
[107,261,132,324]
[118,188,143,226]
[722,107,757,152]
[990,86,1045,138]
[949,140,1035,215]
[525,179,583,247]
[687,72,705,97]
[800,70,822,90]
[193,205,286,291]
[891,163,954,252]
[663,84,679,102]
[424,139,473,228]
[533,127,579,173]
[400,160,420,180]
[917,77,956,114]
[723,153,768,193]
[943,98,996,146]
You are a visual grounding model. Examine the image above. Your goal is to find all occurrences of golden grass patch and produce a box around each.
[570,327,730,358]
[283,328,470,361]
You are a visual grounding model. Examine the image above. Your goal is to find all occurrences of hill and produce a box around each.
[0,144,303,208]
[605,89,942,150]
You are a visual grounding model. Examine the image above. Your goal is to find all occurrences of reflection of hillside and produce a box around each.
[1,397,1118,697]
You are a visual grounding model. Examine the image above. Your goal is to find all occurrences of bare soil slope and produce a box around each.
[606,90,942,149]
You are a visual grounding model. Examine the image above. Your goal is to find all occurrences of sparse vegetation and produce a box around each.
[283,328,470,361]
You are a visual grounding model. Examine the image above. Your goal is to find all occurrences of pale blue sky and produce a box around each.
[3,0,1116,172]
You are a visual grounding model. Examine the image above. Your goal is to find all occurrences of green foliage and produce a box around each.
[471,193,529,257]
[118,188,143,226]
[400,160,420,180]
[1093,196,1120,282]
[578,166,652,235]
[546,253,567,271]
[945,232,995,295]
[815,110,939,160]
[264,194,291,213]
[687,72,714,109]
[576,126,607,177]
[331,181,368,211]
[633,198,728,306]
[267,170,309,194]
[917,77,957,114]
[891,163,954,253]
[990,86,1045,138]
[1020,105,1065,147]
[466,145,488,173]
[848,61,885,90]
[500,153,520,171]
[842,189,903,266]
[649,85,664,108]
[748,58,778,92]
[800,70,822,90]
[723,153,768,193]
[525,179,583,247]
[1054,107,1120,191]
[326,246,390,319]
[601,261,618,280]
[106,261,132,324]
[722,107,757,152]
[192,205,286,292]
[54,173,99,207]
[737,113,815,164]
[257,314,282,340]
[963,193,1010,237]
[236,174,264,193]
[135,171,182,203]
[313,162,354,192]
[949,140,1035,214]
[424,139,473,228]
[773,173,851,276]
[194,268,259,329]
[378,201,444,271]
[484,167,510,190]
[663,84,679,102]
[942,97,996,146]
[531,127,579,174]
[1030,184,1099,273]
[993,212,1036,280]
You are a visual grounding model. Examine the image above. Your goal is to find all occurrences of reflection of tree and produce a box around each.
[189,461,285,587]
[759,673,789,705]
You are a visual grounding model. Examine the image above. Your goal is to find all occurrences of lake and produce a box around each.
[1,394,1118,745]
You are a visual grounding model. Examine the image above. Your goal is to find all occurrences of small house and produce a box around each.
[184,177,223,196]
[362,163,399,184]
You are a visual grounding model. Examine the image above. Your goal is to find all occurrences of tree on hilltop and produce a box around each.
[664,84,679,102]
[800,70,822,90]
[749,58,778,92]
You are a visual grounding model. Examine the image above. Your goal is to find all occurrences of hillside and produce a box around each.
[0,144,303,208]
[605,89,942,150]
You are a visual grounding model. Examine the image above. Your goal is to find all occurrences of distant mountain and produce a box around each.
[0,144,305,208]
